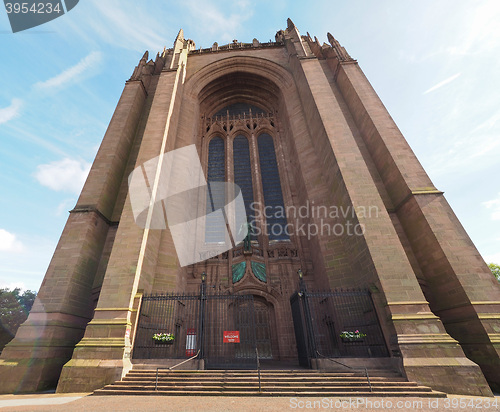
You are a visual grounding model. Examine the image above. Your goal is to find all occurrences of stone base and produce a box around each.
[311,356,493,397]
[311,357,402,373]
[0,357,66,394]
[403,357,493,397]
[459,342,500,393]
[132,358,205,370]
[56,358,132,393]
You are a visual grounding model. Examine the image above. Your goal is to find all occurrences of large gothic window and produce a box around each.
[258,134,289,241]
[206,136,225,243]
[233,135,255,238]
[204,105,290,246]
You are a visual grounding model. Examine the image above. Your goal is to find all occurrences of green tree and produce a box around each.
[0,288,37,353]
[488,263,500,282]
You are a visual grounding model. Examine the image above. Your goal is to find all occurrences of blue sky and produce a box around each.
[1,0,499,291]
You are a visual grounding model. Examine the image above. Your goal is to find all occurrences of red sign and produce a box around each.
[186,328,197,356]
[223,331,240,343]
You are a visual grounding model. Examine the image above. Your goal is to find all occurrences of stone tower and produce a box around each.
[1,20,499,396]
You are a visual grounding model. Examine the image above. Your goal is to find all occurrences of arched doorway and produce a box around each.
[254,299,273,359]
[232,294,277,361]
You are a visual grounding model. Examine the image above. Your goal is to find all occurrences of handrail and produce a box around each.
[255,347,261,393]
[315,350,372,392]
[155,350,200,391]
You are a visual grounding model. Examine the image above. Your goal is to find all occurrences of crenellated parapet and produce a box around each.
[326,32,354,62]
[130,18,354,67]
[188,38,283,55]
[129,49,168,83]
[129,28,196,81]
[301,31,356,64]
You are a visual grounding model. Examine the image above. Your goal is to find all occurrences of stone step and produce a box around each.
[120,376,414,385]
[126,371,401,378]
[118,379,414,387]
[102,384,429,392]
[124,377,405,384]
[129,368,398,374]
[94,389,446,398]
[124,374,405,380]
[93,368,446,398]
[128,367,397,374]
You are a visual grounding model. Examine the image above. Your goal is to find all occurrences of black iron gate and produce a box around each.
[133,292,257,369]
[203,294,256,369]
[291,288,388,367]
[133,293,200,360]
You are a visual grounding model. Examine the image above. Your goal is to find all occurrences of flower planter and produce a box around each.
[341,338,364,343]
[154,340,174,345]
[152,333,175,345]
[339,330,366,343]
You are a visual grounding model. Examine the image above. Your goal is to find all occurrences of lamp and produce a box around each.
[297,269,303,280]
[201,272,206,282]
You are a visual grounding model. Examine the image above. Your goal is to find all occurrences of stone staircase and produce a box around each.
[93,369,446,397]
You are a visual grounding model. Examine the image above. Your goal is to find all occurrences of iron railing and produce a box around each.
[133,293,200,360]
[256,347,261,393]
[154,350,200,391]
[290,288,388,363]
[316,350,372,392]
[133,292,258,369]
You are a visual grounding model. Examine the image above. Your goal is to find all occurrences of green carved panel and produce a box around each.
[251,261,267,283]
[232,261,246,284]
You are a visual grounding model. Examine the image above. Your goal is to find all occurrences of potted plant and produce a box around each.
[152,332,175,344]
[340,330,366,342]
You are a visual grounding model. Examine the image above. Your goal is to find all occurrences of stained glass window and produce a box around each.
[206,137,225,243]
[233,135,255,240]
[258,134,289,241]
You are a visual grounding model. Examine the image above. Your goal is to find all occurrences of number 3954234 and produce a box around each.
[5,2,62,14]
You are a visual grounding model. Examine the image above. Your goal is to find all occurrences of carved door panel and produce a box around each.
[255,302,273,359]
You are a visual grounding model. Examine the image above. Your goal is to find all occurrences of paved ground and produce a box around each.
[0,394,499,412]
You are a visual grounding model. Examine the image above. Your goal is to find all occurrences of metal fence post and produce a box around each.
[199,272,207,360]
[299,270,317,360]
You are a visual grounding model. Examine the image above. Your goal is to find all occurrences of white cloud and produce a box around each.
[484,252,500,265]
[456,0,500,56]
[0,229,24,253]
[88,1,167,51]
[472,108,500,133]
[423,73,461,95]
[0,98,22,124]
[184,0,254,44]
[34,51,102,90]
[0,235,56,292]
[426,131,500,178]
[6,124,70,157]
[34,158,91,194]
[0,281,27,291]
[483,193,500,221]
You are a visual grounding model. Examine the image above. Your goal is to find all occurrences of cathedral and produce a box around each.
[0,19,499,396]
